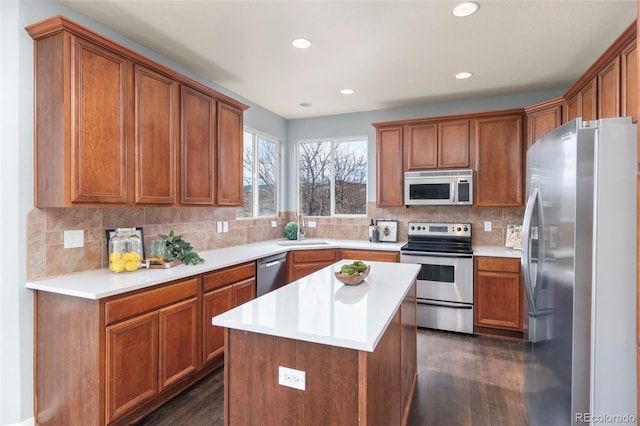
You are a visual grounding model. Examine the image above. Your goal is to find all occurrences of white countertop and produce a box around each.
[25,238,405,299]
[473,245,522,259]
[211,260,420,352]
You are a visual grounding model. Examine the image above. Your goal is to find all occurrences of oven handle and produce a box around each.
[401,251,473,259]
[417,299,473,309]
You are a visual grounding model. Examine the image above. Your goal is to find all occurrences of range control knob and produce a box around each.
[464,226,468,232]
[410,226,415,230]
[457,227,462,232]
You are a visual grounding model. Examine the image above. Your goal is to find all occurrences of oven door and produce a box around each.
[400,251,473,304]
[404,178,454,205]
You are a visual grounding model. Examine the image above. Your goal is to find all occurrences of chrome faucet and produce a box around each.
[297,213,306,240]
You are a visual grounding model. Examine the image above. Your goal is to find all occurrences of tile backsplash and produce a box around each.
[27,203,523,280]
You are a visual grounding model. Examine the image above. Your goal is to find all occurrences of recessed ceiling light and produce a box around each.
[299,102,312,107]
[340,89,355,95]
[452,2,480,17]
[292,38,312,49]
[455,72,473,80]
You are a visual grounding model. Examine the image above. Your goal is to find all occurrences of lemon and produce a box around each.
[127,251,141,263]
[125,261,139,272]
[109,251,122,263]
[109,262,117,272]
[121,252,131,262]
[114,259,126,273]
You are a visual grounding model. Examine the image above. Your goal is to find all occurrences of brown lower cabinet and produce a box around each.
[474,256,524,339]
[34,262,256,425]
[202,262,256,365]
[288,249,339,282]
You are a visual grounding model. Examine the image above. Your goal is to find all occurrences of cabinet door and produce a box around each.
[526,99,562,148]
[404,123,437,170]
[134,65,179,204]
[217,103,244,206]
[72,37,133,204]
[159,297,200,390]
[621,41,637,123]
[438,120,470,168]
[106,311,159,423]
[580,77,598,121]
[565,94,579,123]
[181,85,217,205]
[474,115,523,207]
[474,270,522,331]
[233,278,256,306]
[598,56,621,119]
[290,262,332,282]
[202,286,234,365]
[376,126,404,207]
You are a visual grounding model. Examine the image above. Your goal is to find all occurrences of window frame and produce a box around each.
[295,135,368,217]
[238,127,280,219]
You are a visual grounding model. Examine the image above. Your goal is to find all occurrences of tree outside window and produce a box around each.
[297,138,367,216]
[238,129,279,218]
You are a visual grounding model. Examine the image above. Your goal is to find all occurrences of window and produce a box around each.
[297,137,367,216]
[237,129,279,218]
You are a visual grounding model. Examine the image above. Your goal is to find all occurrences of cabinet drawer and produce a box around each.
[476,257,520,273]
[292,249,337,263]
[203,261,256,292]
[340,249,399,263]
[105,278,199,325]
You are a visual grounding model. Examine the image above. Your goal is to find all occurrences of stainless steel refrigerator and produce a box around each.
[522,117,637,426]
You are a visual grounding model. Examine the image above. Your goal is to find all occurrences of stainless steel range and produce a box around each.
[400,222,474,334]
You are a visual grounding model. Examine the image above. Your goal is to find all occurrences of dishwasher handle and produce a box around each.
[261,260,283,268]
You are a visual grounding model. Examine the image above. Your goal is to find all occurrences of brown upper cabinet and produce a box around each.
[474,112,524,207]
[26,15,248,208]
[525,98,563,149]
[563,22,636,125]
[621,40,638,123]
[375,125,405,207]
[135,65,180,205]
[404,119,470,170]
[564,77,597,123]
[180,85,217,205]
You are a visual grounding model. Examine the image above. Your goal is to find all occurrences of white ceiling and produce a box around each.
[58,0,637,119]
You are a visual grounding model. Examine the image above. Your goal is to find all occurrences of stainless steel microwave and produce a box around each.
[404,170,473,206]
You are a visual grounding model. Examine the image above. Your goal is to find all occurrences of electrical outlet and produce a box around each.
[63,230,84,248]
[217,222,223,233]
[278,366,305,391]
[223,221,229,233]
[307,221,316,228]
[484,221,492,232]
[271,220,277,228]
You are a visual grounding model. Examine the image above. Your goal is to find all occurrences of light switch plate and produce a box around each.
[217,222,223,233]
[223,221,229,233]
[484,221,492,232]
[271,220,277,228]
[308,221,316,228]
[63,230,84,248]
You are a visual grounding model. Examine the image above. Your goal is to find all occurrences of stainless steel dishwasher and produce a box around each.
[256,252,288,297]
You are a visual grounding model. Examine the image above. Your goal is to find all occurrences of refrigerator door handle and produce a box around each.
[521,187,539,315]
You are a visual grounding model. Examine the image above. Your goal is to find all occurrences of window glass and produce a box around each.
[297,138,367,216]
[238,129,279,218]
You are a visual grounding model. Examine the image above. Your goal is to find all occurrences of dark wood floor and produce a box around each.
[134,329,528,426]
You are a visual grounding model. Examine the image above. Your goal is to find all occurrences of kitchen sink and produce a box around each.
[276,240,330,246]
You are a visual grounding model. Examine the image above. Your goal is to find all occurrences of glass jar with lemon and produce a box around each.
[108,228,143,273]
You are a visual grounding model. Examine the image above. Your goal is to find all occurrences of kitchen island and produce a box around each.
[212,260,420,426]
